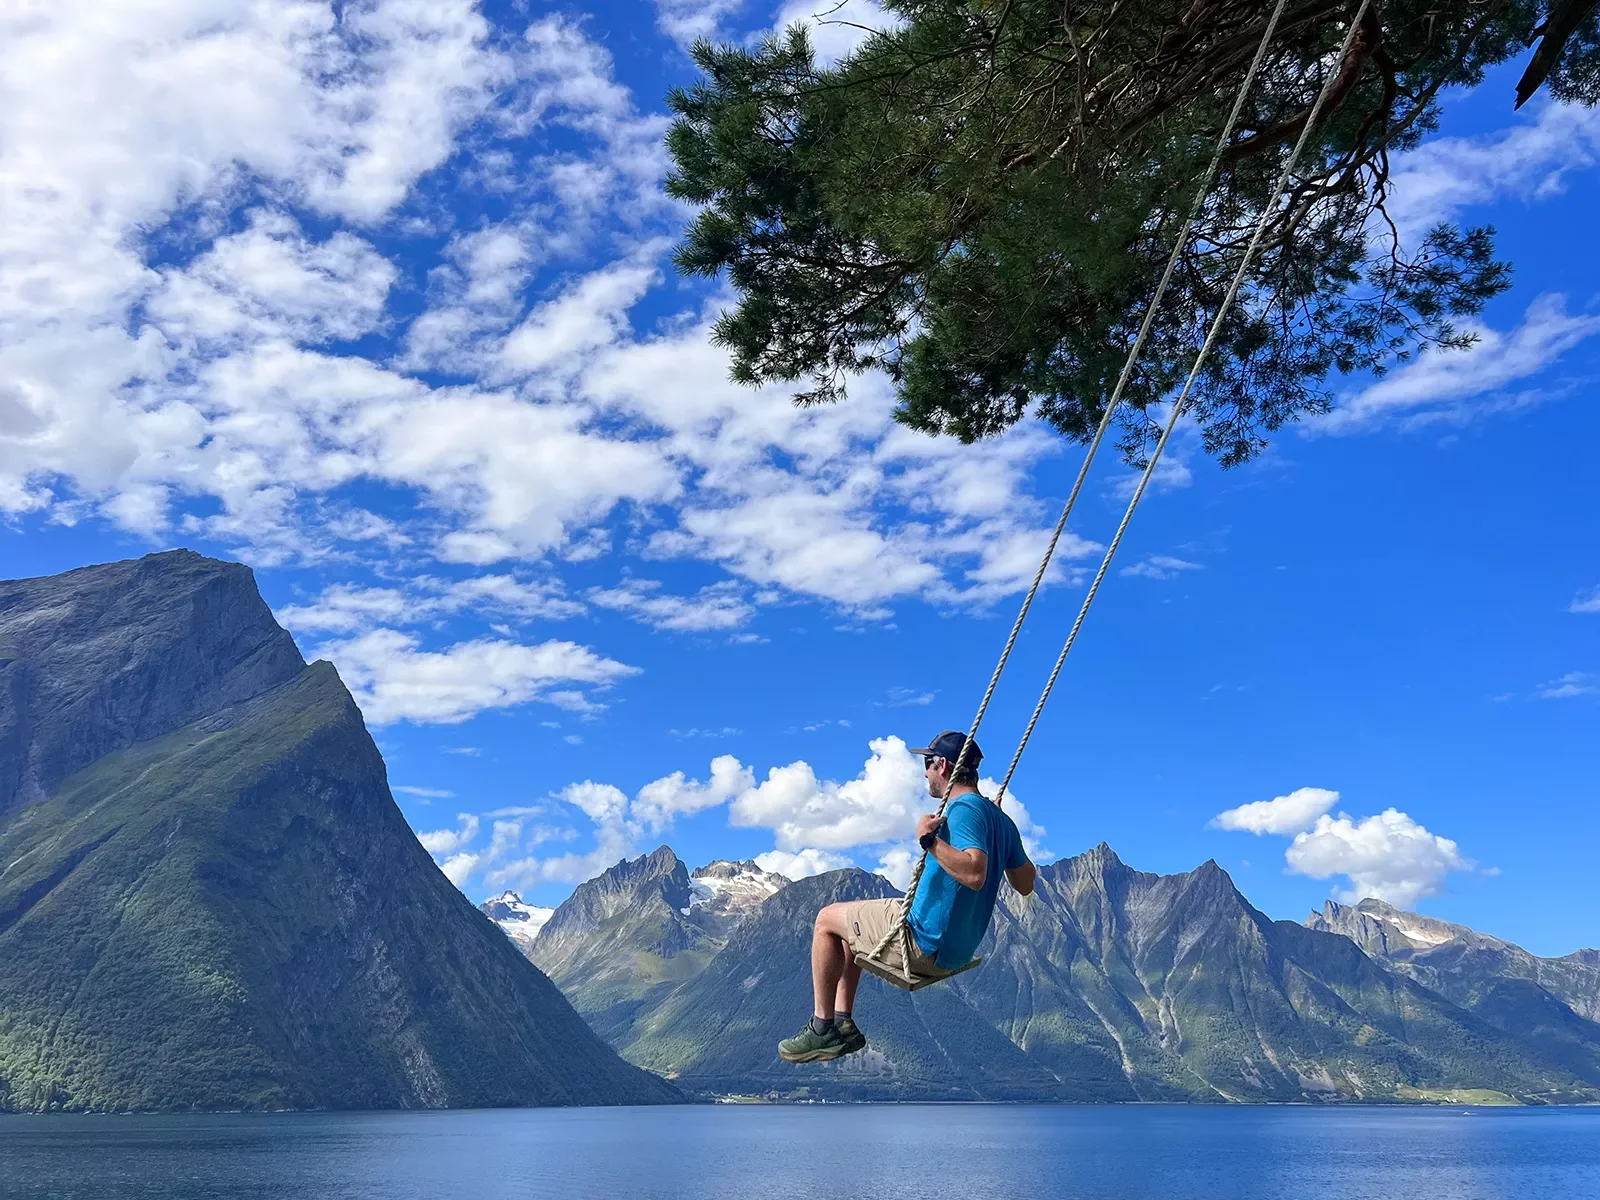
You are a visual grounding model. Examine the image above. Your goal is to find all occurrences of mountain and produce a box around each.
[688,858,788,926]
[1309,899,1600,1084]
[952,845,1589,1103]
[621,869,1068,1101]
[525,847,787,1043]
[480,892,555,956]
[551,840,1594,1103]
[0,551,678,1113]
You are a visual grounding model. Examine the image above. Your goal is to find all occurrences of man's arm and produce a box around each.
[1005,860,1036,896]
[916,814,987,890]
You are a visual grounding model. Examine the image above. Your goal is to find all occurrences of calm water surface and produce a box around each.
[3,1105,1598,1200]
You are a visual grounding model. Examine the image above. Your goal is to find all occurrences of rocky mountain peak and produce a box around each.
[0,550,305,816]
[1308,898,1478,956]
[0,551,677,1111]
[688,859,790,927]
[478,891,556,955]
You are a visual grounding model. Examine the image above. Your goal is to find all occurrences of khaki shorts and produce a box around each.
[842,898,940,976]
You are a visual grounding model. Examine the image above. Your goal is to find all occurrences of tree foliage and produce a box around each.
[666,0,1600,464]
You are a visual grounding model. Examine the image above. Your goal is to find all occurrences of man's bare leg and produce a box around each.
[835,950,862,1015]
[811,903,852,1020]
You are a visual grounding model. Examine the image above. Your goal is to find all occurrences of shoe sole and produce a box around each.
[778,1043,850,1064]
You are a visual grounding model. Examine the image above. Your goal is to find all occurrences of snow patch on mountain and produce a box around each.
[688,859,789,922]
[479,891,555,954]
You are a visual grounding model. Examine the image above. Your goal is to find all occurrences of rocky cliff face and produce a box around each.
[527,847,785,1043]
[955,845,1583,1102]
[688,859,789,930]
[480,892,555,956]
[0,551,678,1113]
[0,551,304,817]
[551,840,1594,1103]
[1308,898,1600,1082]
[622,869,1065,1101]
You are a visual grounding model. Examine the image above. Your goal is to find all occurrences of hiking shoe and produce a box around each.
[778,1022,849,1063]
[835,1015,867,1055]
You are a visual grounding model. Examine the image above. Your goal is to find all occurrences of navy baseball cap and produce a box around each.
[910,730,982,767]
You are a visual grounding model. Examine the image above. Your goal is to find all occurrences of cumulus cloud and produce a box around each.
[654,0,745,50]
[417,814,481,854]
[1211,787,1341,836]
[875,845,918,890]
[1,1,1086,644]
[756,847,854,880]
[427,734,1048,896]
[773,0,900,64]
[1285,810,1472,909]
[1212,788,1472,908]
[633,755,755,831]
[440,853,481,886]
[319,629,637,725]
[730,735,927,851]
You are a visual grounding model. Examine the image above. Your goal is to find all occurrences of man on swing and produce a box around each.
[778,731,1037,1063]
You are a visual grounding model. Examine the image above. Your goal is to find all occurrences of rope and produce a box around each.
[991,0,1375,805]
[865,0,1297,971]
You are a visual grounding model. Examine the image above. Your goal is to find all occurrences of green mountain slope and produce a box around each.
[1309,899,1600,1086]
[578,843,1593,1103]
[957,846,1589,1102]
[622,869,1068,1101]
[521,848,788,1043]
[0,552,679,1113]
[527,847,731,1042]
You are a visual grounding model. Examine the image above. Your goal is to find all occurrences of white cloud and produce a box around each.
[884,687,935,707]
[993,790,1051,863]
[1570,587,1600,615]
[1284,809,1472,909]
[394,785,455,799]
[497,255,661,381]
[587,577,754,632]
[756,847,853,879]
[1211,787,1341,836]
[1324,295,1600,433]
[875,844,917,890]
[1385,102,1600,242]
[427,737,1046,895]
[654,0,744,49]
[1121,555,1202,580]
[730,735,927,850]
[1212,788,1471,909]
[417,813,480,854]
[440,852,481,886]
[277,574,582,635]
[1538,671,1597,699]
[318,629,638,725]
[634,755,755,831]
[772,0,899,64]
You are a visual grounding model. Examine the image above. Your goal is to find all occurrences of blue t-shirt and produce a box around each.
[907,792,1027,969]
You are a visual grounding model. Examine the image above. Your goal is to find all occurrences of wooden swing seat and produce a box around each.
[856,951,982,993]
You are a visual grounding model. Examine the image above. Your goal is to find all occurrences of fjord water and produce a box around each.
[4,1106,1599,1200]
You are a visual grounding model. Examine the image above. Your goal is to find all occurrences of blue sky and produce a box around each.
[1,1,1596,955]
